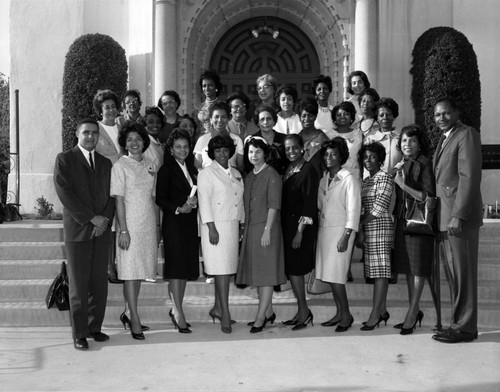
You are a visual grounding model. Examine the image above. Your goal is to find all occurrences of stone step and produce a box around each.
[0,221,64,242]
[1,298,499,329]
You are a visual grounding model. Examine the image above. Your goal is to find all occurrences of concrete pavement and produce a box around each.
[1,322,499,392]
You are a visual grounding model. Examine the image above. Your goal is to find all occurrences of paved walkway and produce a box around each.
[1,323,499,392]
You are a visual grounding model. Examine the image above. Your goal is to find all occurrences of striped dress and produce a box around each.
[361,170,394,278]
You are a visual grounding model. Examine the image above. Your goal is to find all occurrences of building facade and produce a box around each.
[5,0,500,213]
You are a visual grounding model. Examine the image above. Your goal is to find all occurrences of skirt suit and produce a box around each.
[236,165,286,287]
[111,156,158,280]
[393,155,436,276]
[156,155,199,280]
[281,161,319,276]
[361,170,394,278]
[198,161,245,275]
[316,169,361,284]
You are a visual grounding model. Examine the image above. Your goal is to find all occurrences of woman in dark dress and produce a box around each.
[281,134,319,330]
[156,129,199,334]
[392,124,435,335]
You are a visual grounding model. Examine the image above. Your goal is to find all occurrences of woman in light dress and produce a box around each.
[313,74,335,136]
[111,122,160,340]
[198,134,244,334]
[93,89,122,164]
[316,137,361,333]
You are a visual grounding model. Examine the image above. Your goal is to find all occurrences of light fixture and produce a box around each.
[251,23,279,39]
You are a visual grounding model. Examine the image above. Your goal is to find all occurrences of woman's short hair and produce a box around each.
[398,124,429,155]
[376,97,399,119]
[121,89,142,106]
[226,91,250,109]
[284,133,304,148]
[207,134,236,160]
[348,70,371,95]
[93,89,120,116]
[199,70,223,97]
[358,142,386,168]
[256,105,278,123]
[312,74,333,92]
[298,97,319,116]
[179,114,197,132]
[245,136,271,159]
[208,101,230,118]
[331,101,356,124]
[145,106,165,128]
[256,74,277,92]
[275,84,298,103]
[166,128,191,150]
[118,122,150,153]
[320,137,350,166]
[358,88,380,105]
[157,90,181,109]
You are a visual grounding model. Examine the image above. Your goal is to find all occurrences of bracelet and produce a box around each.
[264,226,269,230]
[120,230,129,234]
[345,230,352,236]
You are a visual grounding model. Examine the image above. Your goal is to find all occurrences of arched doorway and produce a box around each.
[209,17,321,101]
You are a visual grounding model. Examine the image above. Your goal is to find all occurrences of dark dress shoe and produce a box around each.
[74,338,89,350]
[89,331,110,342]
[432,329,478,344]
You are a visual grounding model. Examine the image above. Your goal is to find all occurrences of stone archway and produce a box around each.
[180,0,351,111]
[209,16,321,101]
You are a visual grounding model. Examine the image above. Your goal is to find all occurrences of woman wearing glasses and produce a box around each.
[226,92,259,143]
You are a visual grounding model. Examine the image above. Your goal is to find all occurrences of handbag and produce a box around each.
[403,195,439,235]
[306,269,332,295]
[46,261,70,311]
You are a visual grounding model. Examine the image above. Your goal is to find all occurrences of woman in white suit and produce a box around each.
[93,89,123,164]
[198,134,245,334]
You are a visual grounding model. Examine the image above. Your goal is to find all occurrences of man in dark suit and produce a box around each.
[432,97,482,343]
[54,118,115,350]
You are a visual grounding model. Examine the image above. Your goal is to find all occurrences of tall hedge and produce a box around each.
[0,73,9,203]
[410,27,481,153]
[62,33,128,151]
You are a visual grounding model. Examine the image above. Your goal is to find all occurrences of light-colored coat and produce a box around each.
[198,161,245,224]
[433,121,483,231]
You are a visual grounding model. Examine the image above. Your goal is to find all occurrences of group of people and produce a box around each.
[53,69,482,351]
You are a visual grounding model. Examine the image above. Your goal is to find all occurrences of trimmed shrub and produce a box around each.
[0,73,9,203]
[410,27,481,153]
[62,33,128,151]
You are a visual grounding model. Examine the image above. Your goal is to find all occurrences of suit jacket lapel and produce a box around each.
[170,158,192,192]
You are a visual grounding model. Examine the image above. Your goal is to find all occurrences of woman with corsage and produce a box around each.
[156,129,199,334]
[316,138,361,333]
[392,124,436,335]
[236,136,286,333]
[281,134,319,330]
[111,122,160,340]
[198,134,245,334]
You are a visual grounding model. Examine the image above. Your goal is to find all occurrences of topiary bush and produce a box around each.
[62,33,128,151]
[0,73,9,204]
[410,27,481,153]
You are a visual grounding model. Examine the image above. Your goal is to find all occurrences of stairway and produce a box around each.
[1,220,499,328]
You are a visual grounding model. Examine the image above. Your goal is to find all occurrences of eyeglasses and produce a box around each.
[124,98,139,105]
[231,104,246,110]
[257,84,272,92]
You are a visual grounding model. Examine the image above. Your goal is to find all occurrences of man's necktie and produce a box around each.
[89,152,95,171]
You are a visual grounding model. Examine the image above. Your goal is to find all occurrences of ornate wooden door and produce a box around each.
[209,17,321,101]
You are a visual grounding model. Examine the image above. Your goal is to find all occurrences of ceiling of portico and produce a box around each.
[180,0,352,106]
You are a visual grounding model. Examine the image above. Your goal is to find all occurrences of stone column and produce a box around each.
[354,0,378,85]
[154,0,178,101]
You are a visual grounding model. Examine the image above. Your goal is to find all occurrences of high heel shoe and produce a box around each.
[209,309,236,325]
[249,317,268,333]
[360,315,383,331]
[169,309,192,334]
[169,309,191,328]
[291,310,314,331]
[120,312,150,331]
[130,329,145,340]
[282,316,299,326]
[362,311,390,326]
[247,312,276,327]
[220,323,232,334]
[335,315,354,332]
[394,310,424,329]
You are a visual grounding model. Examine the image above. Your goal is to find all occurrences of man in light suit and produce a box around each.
[432,97,482,343]
[54,118,115,350]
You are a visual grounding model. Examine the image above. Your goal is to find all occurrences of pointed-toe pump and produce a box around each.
[120,312,150,331]
[291,310,314,331]
[335,315,354,332]
[360,315,383,331]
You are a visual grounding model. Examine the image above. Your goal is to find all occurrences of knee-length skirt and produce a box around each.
[200,220,239,275]
[316,226,355,284]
